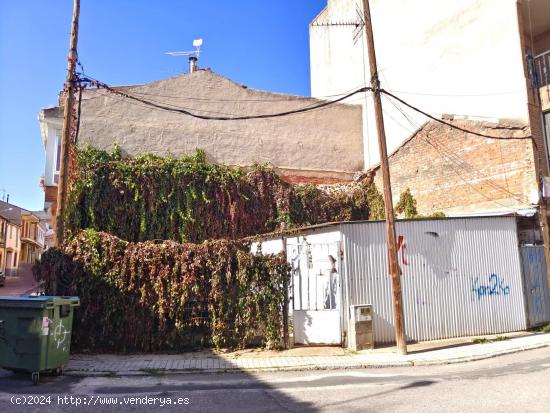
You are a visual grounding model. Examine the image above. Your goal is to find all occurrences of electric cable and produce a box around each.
[383,95,533,207]
[126,83,368,103]
[379,104,517,210]
[77,74,371,121]
[381,89,536,146]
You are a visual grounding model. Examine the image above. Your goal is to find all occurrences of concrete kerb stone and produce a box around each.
[64,360,418,378]
[62,334,550,377]
[410,342,550,366]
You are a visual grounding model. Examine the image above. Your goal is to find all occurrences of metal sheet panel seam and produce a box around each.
[341,217,528,344]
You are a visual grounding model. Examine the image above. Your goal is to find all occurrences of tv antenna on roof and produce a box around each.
[166,38,203,73]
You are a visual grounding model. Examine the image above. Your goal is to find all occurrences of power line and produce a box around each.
[381,87,543,184]
[74,80,84,145]
[379,102,516,210]
[381,89,535,145]
[128,84,362,117]
[78,74,371,121]
[383,95,533,207]
[98,85,371,121]
[393,103,530,203]
[384,89,523,98]
[126,83,368,103]
[82,78,369,119]
[76,72,536,154]
[385,95,529,203]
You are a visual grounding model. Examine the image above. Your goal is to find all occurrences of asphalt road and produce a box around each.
[0,347,549,412]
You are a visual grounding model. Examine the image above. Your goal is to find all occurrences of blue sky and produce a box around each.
[0,0,326,211]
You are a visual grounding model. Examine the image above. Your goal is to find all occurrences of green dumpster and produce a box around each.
[0,296,80,385]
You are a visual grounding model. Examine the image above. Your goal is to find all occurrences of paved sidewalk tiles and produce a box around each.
[61,332,550,376]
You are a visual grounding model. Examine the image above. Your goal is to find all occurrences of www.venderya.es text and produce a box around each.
[11,395,190,407]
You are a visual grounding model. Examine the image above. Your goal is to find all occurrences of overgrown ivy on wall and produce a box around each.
[33,230,290,352]
[46,148,444,353]
[65,146,384,243]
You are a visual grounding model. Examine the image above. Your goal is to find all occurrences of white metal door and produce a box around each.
[288,241,341,345]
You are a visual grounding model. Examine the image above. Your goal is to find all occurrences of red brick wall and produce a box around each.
[44,185,57,205]
[534,29,550,56]
[44,186,57,231]
[372,119,538,216]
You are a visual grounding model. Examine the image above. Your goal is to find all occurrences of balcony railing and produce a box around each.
[535,51,550,88]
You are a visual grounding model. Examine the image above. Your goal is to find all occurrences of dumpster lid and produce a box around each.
[0,296,80,308]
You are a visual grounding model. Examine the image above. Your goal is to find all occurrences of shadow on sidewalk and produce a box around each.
[0,275,318,412]
[0,356,318,412]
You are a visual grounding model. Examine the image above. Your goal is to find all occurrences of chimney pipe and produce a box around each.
[189,56,198,73]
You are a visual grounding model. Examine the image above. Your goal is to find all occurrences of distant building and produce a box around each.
[0,215,9,273]
[0,200,22,276]
[20,211,46,265]
[0,200,47,273]
[38,69,365,223]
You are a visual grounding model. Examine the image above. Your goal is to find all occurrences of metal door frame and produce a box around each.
[288,238,342,345]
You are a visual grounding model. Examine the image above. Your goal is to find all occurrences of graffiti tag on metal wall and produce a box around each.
[472,273,510,300]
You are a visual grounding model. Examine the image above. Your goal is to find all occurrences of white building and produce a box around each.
[309,0,550,169]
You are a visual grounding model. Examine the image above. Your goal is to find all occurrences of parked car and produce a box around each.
[0,271,5,287]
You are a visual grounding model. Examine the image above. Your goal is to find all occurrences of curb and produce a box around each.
[64,341,549,377]
[410,342,549,366]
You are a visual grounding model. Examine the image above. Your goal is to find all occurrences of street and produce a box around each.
[0,263,39,296]
[0,347,548,413]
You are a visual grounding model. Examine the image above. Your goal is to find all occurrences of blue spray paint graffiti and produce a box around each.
[472,274,510,300]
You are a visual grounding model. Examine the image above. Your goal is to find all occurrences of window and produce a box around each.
[535,52,550,88]
[546,112,550,166]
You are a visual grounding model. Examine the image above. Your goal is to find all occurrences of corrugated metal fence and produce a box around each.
[341,217,529,344]
[520,246,550,327]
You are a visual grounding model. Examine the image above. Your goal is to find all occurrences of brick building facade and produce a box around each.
[371,118,539,217]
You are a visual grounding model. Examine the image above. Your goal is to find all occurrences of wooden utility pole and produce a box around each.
[55,0,80,247]
[361,0,407,355]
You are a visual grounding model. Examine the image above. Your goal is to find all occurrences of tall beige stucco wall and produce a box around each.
[310,0,529,168]
[73,70,364,180]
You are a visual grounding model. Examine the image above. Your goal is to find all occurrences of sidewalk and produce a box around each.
[65,331,550,376]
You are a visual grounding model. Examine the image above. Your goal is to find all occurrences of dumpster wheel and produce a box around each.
[52,367,63,377]
[32,372,39,385]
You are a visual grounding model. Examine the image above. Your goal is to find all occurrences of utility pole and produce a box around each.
[55,0,80,247]
[361,0,407,355]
